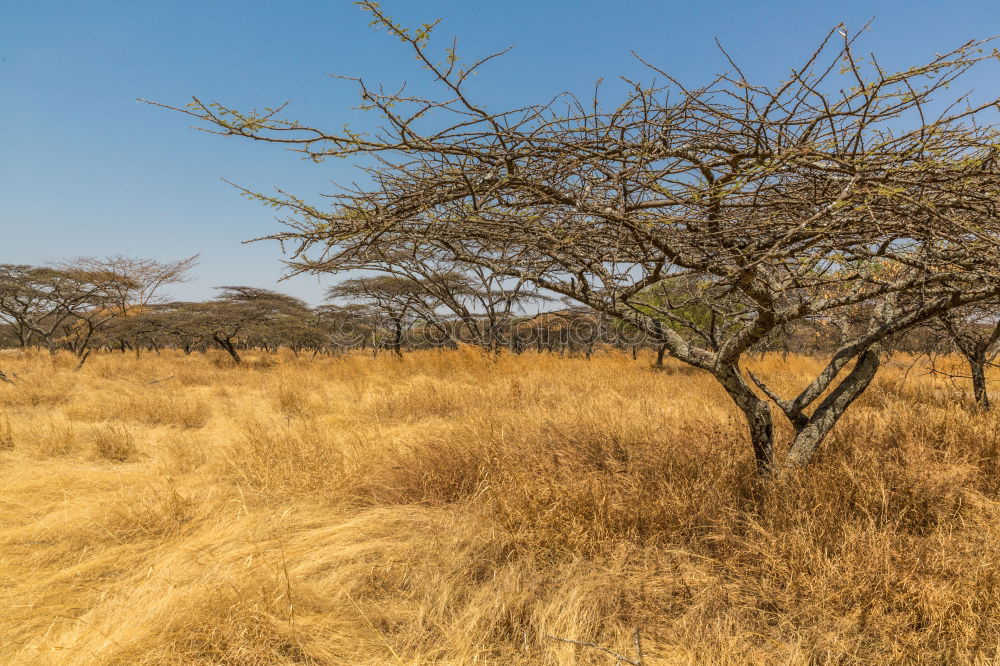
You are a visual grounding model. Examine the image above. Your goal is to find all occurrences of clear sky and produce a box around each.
[3,0,999,303]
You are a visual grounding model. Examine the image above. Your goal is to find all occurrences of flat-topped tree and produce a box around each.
[314,303,374,352]
[151,7,1000,474]
[327,276,438,356]
[0,258,194,365]
[56,256,197,366]
[324,246,546,350]
[167,287,311,364]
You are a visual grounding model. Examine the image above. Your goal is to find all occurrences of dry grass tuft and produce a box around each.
[0,411,13,451]
[66,389,211,429]
[27,415,78,457]
[1,348,999,664]
[90,422,139,462]
[98,482,196,542]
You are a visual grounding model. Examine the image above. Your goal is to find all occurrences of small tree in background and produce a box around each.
[56,256,197,367]
[326,276,434,357]
[0,265,94,353]
[186,286,312,364]
[927,303,1000,411]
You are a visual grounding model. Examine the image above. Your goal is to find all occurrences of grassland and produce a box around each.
[1,348,999,664]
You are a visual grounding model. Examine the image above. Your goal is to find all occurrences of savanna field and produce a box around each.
[1,349,1000,665]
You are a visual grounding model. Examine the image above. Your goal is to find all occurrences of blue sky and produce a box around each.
[3,0,998,303]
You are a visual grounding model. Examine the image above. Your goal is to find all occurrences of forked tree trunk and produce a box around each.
[782,348,881,469]
[719,348,882,476]
[213,334,242,364]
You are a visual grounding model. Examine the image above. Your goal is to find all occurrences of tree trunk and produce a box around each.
[655,343,668,368]
[74,350,92,372]
[968,348,990,411]
[392,321,403,357]
[717,364,774,475]
[213,334,242,364]
[783,348,880,469]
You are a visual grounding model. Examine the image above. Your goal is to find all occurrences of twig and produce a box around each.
[546,629,643,665]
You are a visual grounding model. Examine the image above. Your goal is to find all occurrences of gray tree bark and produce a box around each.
[716,364,775,475]
[782,348,881,469]
[967,348,990,412]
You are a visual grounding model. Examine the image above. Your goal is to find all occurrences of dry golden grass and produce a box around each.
[1,348,999,664]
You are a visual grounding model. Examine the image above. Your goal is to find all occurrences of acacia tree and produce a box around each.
[314,303,374,353]
[0,265,93,352]
[67,256,198,316]
[148,302,211,354]
[0,266,37,347]
[183,286,311,364]
[317,245,545,350]
[327,276,434,356]
[56,256,196,366]
[926,303,1000,411]
[0,257,195,367]
[152,8,1000,474]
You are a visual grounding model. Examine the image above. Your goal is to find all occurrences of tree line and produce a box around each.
[0,258,675,363]
[4,254,999,409]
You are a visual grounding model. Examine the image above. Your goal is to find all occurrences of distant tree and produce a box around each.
[56,256,196,367]
[311,245,544,351]
[265,317,328,356]
[327,277,434,357]
[0,265,91,352]
[97,309,166,355]
[180,286,312,364]
[149,302,209,354]
[314,303,374,353]
[67,256,198,316]
[927,303,1000,411]
[0,257,195,368]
